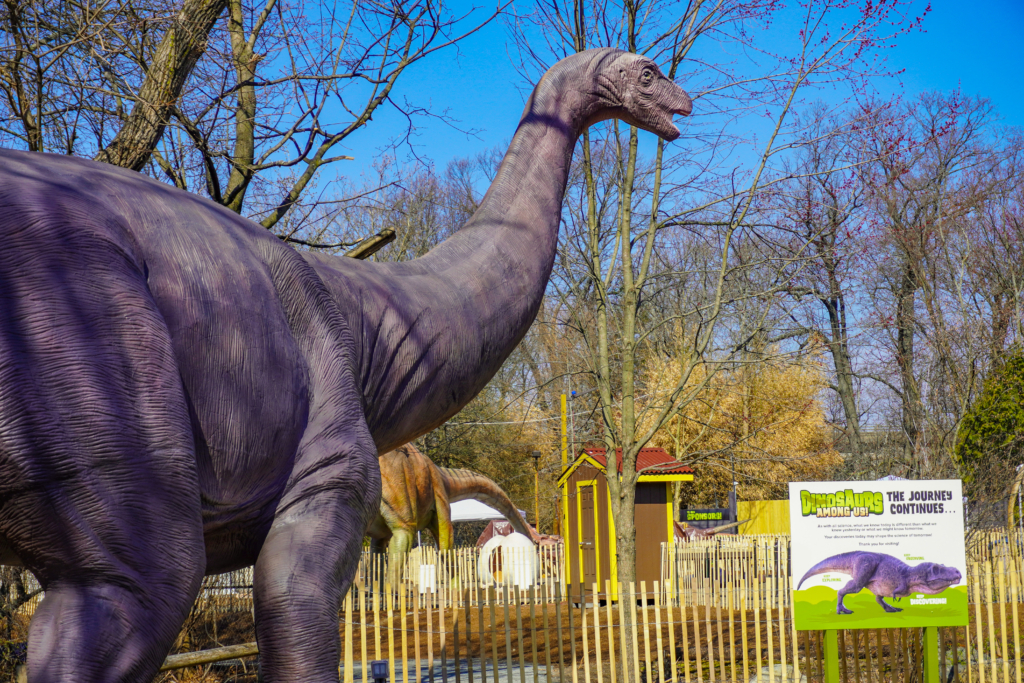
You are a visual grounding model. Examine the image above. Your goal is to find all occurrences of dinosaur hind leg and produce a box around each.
[386,528,415,586]
[875,594,902,612]
[836,579,867,615]
[0,254,206,682]
[429,496,454,551]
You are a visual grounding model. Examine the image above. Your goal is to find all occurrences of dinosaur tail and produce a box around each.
[440,468,540,543]
[797,552,860,590]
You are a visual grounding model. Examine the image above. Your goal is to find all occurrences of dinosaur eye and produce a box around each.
[640,68,654,86]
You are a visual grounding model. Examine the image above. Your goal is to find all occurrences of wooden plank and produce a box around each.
[401,589,410,683]
[503,587,514,683]
[478,586,488,683]
[705,595,717,683]
[515,587,526,683]
[886,628,897,683]
[654,582,666,683]
[360,586,369,674]
[592,583,604,683]
[666,577,677,683]
[529,587,539,683]
[715,585,726,682]
[440,594,448,683]
[375,583,383,662]
[778,582,787,683]
[1010,559,1022,683]
[388,587,397,683]
[556,582,565,683]
[766,578,775,683]
[983,565,999,683]
[789,601,799,683]
[940,629,948,683]
[344,589,354,683]
[542,584,552,683]
[427,589,435,683]
[851,627,861,683]
[607,579,618,683]
[753,579,762,683]
[490,588,500,683]
[641,581,653,683]
[682,580,693,683]
[570,584,580,683]
[414,586,422,683]
[727,582,736,683]
[740,583,748,683]
[582,583,592,683]
[998,560,1010,683]
[465,590,475,683]
[973,563,986,683]
[631,583,641,683]
[800,631,812,683]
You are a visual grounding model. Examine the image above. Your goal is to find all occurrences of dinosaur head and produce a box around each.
[910,562,963,595]
[584,49,693,141]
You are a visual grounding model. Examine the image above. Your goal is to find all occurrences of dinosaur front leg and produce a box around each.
[253,416,380,683]
[876,595,902,612]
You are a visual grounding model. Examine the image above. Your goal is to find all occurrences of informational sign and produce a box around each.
[789,480,968,631]
[683,508,731,530]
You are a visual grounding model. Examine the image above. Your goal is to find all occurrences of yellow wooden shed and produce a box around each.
[557,447,694,599]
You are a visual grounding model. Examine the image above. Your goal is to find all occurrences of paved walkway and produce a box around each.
[342,658,553,683]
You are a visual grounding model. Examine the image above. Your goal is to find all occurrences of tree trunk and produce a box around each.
[823,289,863,459]
[223,0,258,212]
[895,260,922,471]
[95,0,229,171]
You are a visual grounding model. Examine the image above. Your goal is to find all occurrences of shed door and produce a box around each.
[579,484,597,585]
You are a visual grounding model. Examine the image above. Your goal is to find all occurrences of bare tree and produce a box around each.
[511,0,926,601]
[1,0,505,243]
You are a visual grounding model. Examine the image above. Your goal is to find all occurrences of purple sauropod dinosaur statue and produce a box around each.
[0,48,690,682]
[797,551,962,615]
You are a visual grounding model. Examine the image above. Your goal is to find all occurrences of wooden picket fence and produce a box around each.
[5,533,1024,682]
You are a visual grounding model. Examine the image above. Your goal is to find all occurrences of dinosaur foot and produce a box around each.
[883,604,902,613]
[837,606,853,615]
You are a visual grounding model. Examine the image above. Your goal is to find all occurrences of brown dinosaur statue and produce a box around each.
[366,443,541,557]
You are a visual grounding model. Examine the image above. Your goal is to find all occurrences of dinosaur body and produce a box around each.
[797,551,962,614]
[365,443,539,556]
[0,48,690,682]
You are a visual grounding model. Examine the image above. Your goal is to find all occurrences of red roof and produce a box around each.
[581,447,695,476]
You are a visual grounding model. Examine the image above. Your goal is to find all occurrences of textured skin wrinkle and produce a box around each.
[0,47,689,682]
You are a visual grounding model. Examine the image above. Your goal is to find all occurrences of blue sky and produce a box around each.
[337,0,1024,183]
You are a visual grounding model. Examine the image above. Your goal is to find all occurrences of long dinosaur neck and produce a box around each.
[441,468,539,541]
[417,61,588,325]
[305,53,604,451]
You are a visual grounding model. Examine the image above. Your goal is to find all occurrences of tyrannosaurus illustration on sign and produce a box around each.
[366,443,543,556]
[797,551,963,614]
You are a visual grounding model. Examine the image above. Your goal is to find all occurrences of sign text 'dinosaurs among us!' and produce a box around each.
[788,480,968,631]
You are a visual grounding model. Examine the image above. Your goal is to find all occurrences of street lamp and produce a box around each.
[531,450,541,532]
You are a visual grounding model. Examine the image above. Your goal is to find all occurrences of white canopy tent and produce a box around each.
[449,499,526,523]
